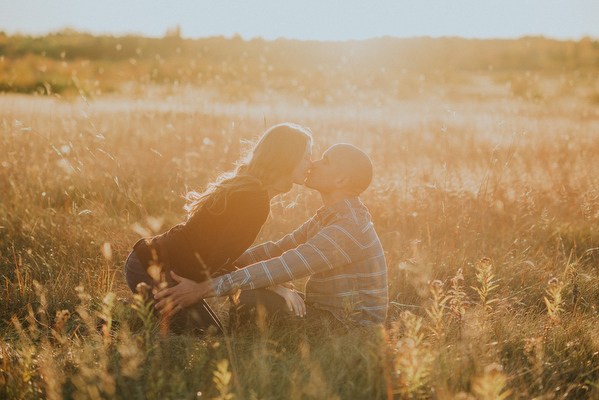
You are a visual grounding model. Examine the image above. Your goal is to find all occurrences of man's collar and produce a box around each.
[316,196,362,222]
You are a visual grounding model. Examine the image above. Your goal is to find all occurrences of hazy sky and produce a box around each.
[1,0,598,41]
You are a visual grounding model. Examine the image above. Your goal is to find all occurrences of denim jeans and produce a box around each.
[124,251,223,335]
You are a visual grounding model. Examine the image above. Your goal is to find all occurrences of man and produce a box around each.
[155,143,388,328]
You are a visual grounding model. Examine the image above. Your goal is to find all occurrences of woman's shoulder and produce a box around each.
[206,187,269,228]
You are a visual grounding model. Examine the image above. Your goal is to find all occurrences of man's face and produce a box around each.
[304,146,342,193]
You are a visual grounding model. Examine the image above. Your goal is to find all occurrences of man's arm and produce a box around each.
[214,218,369,296]
[234,218,312,267]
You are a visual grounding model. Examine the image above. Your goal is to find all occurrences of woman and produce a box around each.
[124,122,312,333]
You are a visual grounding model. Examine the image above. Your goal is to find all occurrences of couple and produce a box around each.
[124,123,388,334]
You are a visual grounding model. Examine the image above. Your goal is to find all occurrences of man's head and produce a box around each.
[305,143,373,196]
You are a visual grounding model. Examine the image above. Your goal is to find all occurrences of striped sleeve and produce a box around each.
[233,218,312,267]
[213,218,368,295]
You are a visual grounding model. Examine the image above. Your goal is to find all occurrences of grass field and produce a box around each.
[1,74,599,399]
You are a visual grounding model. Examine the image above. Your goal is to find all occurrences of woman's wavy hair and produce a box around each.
[184,123,312,216]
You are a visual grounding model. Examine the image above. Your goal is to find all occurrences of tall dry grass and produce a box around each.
[1,80,599,399]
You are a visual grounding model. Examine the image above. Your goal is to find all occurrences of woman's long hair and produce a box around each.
[184,123,312,216]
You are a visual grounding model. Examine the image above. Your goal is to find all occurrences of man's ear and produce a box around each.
[334,174,350,189]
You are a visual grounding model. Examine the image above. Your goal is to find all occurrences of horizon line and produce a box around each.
[1,27,597,43]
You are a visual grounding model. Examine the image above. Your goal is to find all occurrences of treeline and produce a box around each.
[0,30,598,100]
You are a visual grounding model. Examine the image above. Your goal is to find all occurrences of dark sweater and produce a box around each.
[133,188,270,282]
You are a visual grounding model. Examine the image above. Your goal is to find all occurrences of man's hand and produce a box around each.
[154,271,213,317]
[267,285,306,317]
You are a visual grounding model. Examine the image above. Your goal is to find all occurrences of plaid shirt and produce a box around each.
[212,197,388,326]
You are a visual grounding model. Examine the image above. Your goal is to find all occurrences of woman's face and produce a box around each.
[292,141,313,185]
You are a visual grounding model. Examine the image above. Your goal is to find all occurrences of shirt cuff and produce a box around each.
[212,275,239,297]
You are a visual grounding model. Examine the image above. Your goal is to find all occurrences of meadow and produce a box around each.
[2,35,599,399]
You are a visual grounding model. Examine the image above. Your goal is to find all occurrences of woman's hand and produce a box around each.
[268,285,306,317]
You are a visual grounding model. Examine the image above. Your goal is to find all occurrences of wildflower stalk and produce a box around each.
[99,292,116,345]
[447,269,466,338]
[426,280,448,340]
[472,257,499,326]
[472,363,512,400]
[212,359,235,400]
[393,311,432,398]
[544,278,564,323]
[568,264,581,310]
[131,283,157,353]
